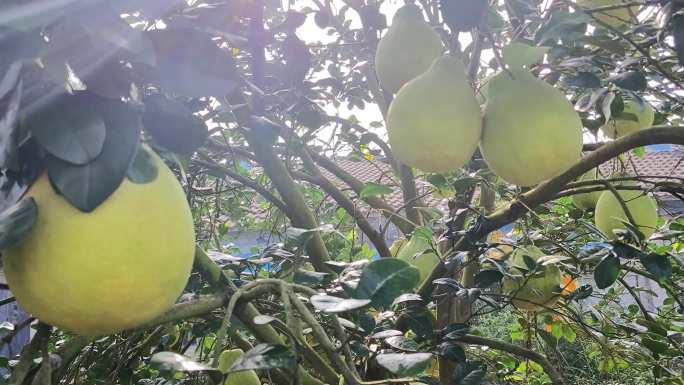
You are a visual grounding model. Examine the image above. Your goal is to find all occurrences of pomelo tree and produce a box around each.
[0,0,682,385]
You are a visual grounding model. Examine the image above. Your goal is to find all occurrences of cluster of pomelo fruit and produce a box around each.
[376,3,656,309]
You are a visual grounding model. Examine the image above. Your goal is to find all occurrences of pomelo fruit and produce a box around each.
[503,246,562,311]
[576,0,638,28]
[391,237,440,287]
[374,4,443,94]
[218,349,261,385]
[600,98,654,139]
[480,68,583,186]
[572,169,603,210]
[3,147,195,336]
[594,182,658,239]
[387,55,482,173]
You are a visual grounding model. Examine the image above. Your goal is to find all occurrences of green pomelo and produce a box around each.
[3,148,196,336]
[480,69,583,186]
[218,349,261,385]
[392,237,440,287]
[594,183,658,239]
[503,246,562,311]
[387,55,482,173]
[576,0,639,27]
[375,4,443,94]
[572,169,603,210]
[600,99,654,139]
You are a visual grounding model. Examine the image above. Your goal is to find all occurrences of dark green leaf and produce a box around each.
[384,336,419,351]
[608,71,647,91]
[375,353,432,377]
[563,71,601,88]
[229,344,296,371]
[151,352,222,383]
[360,182,393,199]
[535,11,590,44]
[391,293,424,306]
[639,253,673,280]
[29,94,106,165]
[568,284,593,301]
[47,98,141,212]
[575,87,608,112]
[126,145,158,184]
[437,343,466,363]
[0,198,36,250]
[146,28,238,97]
[473,269,503,288]
[642,334,669,355]
[354,258,420,308]
[395,306,434,341]
[310,295,371,313]
[594,255,620,289]
[143,94,207,155]
[371,330,403,339]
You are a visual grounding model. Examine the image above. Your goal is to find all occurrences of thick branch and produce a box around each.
[459,334,564,384]
[195,155,289,214]
[420,126,684,296]
[311,152,415,235]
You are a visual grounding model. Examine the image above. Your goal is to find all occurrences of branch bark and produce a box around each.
[419,126,684,297]
[459,334,564,384]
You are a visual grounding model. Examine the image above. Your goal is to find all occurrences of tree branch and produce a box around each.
[420,126,684,296]
[459,334,564,384]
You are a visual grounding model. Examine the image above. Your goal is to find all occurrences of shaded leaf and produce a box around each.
[473,269,503,288]
[391,293,424,306]
[293,269,330,286]
[437,342,466,363]
[384,335,419,351]
[638,253,673,280]
[47,98,141,212]
[146,28,238,97]
[143,94,207,155]
[608,71,647,91]
[29,94,106,165]
[594,255,620,289]
[0,198,36,250]
[371,329,403,339]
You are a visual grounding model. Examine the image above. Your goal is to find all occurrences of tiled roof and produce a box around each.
[243,146,684,221]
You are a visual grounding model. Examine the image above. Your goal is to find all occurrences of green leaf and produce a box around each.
[642,334,669,355]
[0,198,36,250]
[354,258,420,308]
[473,269,503,288]
[594,255,620,289]
[146,28,238,97]
[608,71,647,91]
[47,97,141,212]
[30,95,106,165]
[375,353,432,377]
[310,295,371,313]
[632,146,646,158]
[639,253,673,280]
[126,145,158,184]
[150,352,222,383]
[437,343,466,363]
[502,41,549,69]
[360,182,393,199]
[143,94,208,155]
[229,344,296,371]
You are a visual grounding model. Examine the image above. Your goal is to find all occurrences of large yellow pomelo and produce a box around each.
[502,246,562,311]
[600,98,654,139]
[480,69,583,186]
[3,148,195,336]
[387,55,482,173]
[375,4,443,94]
[218,349,261,385]
[594,183,658,239]
[392,237,440,287]
[576,0,638,28]
[572,169,603,210]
